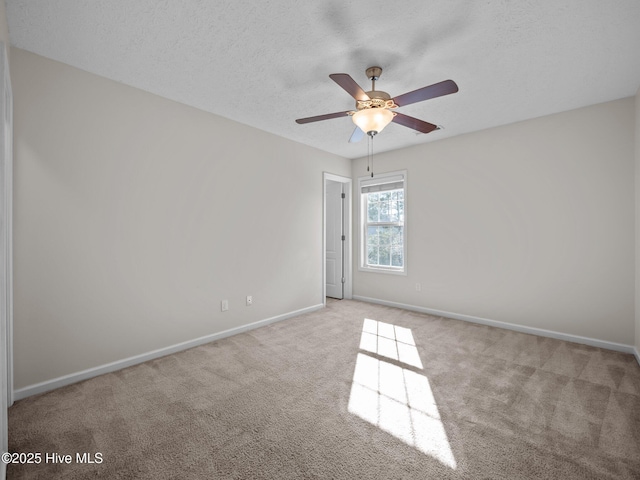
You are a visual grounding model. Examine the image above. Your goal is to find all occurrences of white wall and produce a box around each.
[11,48,350,390]
[353,98,635,346]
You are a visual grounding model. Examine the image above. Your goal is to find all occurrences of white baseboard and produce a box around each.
[634,347,640,367]
[353,295,637,355]
[14,304,324,401]
[1,459,5,480]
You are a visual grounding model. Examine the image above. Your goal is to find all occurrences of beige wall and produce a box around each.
[11,48,350,389]
[353,98,636,345]
[10,43,639,389]
[636,86,640,352]
[0,0,8,51]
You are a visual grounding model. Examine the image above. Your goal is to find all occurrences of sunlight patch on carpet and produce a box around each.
[359,318,424,369]
[348,319,456,469]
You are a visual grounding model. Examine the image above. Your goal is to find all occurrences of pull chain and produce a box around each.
[370,135,374,177]
[367,133,374,177]
[365,131,377,177]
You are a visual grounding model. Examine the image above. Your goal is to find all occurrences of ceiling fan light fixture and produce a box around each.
[352,108,394,135]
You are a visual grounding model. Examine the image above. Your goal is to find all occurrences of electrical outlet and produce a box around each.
[246,295,253,306]
[221,300,229,312]
[415,283,421,292]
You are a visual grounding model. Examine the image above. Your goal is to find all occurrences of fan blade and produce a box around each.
[392,112,439,134]
[393,79,458,107]
[349,126,365,143]
[329,74,370,101]
[295,111,351,124]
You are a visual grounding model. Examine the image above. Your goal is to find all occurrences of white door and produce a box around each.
[325,180,344,299]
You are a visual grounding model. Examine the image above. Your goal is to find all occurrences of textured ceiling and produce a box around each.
[6,0,640,159]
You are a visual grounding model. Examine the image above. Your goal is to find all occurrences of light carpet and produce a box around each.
[8,299,640,479]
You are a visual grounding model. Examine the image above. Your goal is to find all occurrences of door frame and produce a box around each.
[323,173,352,305]
[2,43,12,409]
[0,41,13,479]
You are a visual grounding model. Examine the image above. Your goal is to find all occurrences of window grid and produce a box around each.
[364,189,404,270]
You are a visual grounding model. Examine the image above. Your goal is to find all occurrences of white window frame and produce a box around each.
[358,170,407,275]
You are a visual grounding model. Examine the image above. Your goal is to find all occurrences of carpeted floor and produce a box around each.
[7,299,640,479]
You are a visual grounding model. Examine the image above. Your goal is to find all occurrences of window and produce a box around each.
[359,171,406,274]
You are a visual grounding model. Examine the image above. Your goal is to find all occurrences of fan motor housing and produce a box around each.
[356,90,396,111]
[366,90,391,101]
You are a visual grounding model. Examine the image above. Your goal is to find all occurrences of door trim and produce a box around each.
[323,173,352,305]
[3,45,12,409]
[0,41,13,472]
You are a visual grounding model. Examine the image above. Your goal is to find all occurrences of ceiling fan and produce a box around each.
[295,66,459,143]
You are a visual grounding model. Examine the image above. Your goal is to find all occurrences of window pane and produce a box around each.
[367,193,378,223]
[389,197,396,222]
[378,246,390,266]
[367,245,378,265]
[391,226,403,245]
[394,192,402,220]
[367,201,379,222]
[391,247,403,267]
[379,226,391,245]
[367,226,378,245]
[379,199,390,222]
